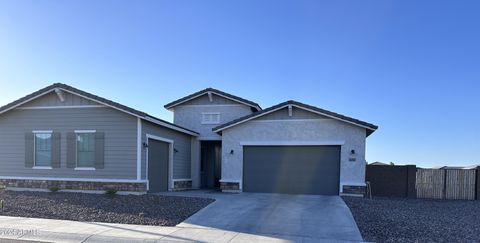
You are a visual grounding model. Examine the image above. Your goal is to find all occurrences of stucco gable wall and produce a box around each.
[179,93,239,106]
[221,117,367,193]
[174,104,253,139]
[256,107,329,120]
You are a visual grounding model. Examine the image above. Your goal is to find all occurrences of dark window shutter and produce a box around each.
[66,132,76,168]
[51,132,61,168]
[25,133,34,168]
[95,132,105,169]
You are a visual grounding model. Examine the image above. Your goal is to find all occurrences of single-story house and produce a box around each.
[0,83,377,196]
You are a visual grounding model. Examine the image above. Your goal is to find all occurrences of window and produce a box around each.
[76,132,95,168]
[201,112,220,124]
[34,132,52,167]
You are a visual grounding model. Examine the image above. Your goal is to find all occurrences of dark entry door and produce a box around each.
[148,139,170,192]
[200,141,222,189]
[243,145,341,195]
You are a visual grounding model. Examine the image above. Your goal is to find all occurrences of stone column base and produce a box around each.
[341,185,366,197]
[220,181,240,192]
[173,180,192,191]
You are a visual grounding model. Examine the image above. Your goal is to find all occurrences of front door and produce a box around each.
[148,139,170,192]
[200,141,222,189]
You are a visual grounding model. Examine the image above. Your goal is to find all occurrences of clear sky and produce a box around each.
[0,1,479,167]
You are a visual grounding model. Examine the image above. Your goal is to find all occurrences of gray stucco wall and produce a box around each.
[220,113,367,193]
[173,93,254,139]
[0,107,138,180]
[141,120,192,180]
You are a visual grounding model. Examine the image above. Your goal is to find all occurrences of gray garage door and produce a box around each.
[243,145,340,195]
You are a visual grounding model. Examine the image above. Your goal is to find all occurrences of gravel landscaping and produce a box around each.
[0,191,214,226]
[343,196,480,243]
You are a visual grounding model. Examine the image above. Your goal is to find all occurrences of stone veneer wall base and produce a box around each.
[0,179,146,192]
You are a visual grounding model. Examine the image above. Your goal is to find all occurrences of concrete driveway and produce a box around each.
[168,190,363,242]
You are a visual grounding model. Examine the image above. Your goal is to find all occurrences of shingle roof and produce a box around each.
[213,100,378,136]
[164,88,261,111]
[0,83,199,136]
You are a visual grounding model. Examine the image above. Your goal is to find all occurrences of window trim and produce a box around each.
[32,130,53,168]
[75,130,96,169]
[201,112,221,124]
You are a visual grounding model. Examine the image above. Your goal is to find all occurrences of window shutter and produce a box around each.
[25,133,34,168]
[95,132,105,169]
[66,132,76,168]
[51,132,61,168]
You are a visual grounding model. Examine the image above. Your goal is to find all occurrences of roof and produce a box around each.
[369,162,389,165]
[0,83,199,136]
[164,88,261,111]
[213,100,378,136]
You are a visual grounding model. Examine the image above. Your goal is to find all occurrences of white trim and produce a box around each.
[251,119,327,123]
[239,141,345,146]
[213,103,376,132]
[60,88,198,136]
[145,134,175,191]
[17,105,105,110]
[0,89,54,115]
[32,166,52,170]
[173,104,245,108]
[0,176,146,183]
[291,104,376,131]
[137,118,142,180]
[1,86,197,137]
[165,91,261,111]
[32,130,53,133]
[74,130,96,133]
[54,88,65,102]
[146,134,175,144]
[74,167,96,171]
[172,178,192,182]
[143,117,198,136]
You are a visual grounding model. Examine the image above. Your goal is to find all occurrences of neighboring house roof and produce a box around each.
[0,83,199,136]
[164,87,262,111]
[212,100,378,136]
[369,162,388,165]
[433,165,474,170]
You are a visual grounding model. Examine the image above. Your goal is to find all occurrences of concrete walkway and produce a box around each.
[0,191,364,242]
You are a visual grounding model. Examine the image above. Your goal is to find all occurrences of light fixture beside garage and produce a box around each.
[143,142,148,148]
[230,149,234,155]
[351,149,355,155]
[174,148,179,153]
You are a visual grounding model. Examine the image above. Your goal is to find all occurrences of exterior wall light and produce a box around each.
[174,148,179,153]
[143,142,148,148]
[351,149,356,155]
[230,149,234,155]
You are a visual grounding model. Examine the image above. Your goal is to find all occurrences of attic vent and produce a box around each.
[202,112,220,124]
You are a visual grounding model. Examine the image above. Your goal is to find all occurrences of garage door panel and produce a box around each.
[243,145,340,195]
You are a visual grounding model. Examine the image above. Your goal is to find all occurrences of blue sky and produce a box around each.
[0,1,479,167]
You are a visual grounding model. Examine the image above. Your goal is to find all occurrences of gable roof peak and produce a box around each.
[164,87,261,111]
[0,83,199,136]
